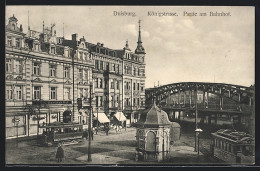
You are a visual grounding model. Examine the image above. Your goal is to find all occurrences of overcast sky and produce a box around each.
[6,6,255,88]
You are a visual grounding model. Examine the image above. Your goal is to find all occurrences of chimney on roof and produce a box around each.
[72,33,78,41]
[97,42,101,46]
[101,43,104,47]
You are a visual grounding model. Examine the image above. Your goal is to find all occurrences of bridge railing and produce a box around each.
[163,103,251,112]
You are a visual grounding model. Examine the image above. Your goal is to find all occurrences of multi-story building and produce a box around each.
[5,14,146,139]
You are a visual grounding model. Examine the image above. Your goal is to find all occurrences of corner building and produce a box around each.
[5,15,145,139]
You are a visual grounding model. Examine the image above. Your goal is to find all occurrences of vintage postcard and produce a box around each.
[5,5,255,166]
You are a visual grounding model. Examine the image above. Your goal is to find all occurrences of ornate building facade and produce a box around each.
[5,15,146,139]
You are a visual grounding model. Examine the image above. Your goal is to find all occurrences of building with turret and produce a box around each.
[5,14,146,139]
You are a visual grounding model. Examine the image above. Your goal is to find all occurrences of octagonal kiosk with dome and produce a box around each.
[135,102,172,162]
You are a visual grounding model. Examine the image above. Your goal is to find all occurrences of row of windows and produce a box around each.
[125,82,144,91]
[125,98,144,107]
[124,65,145,76]
[6,85,71,100]
[125,53,144,63]
[6,59,23,73]
[94,60,120,73]
[78,52,90,61]
[94,78,120,90]
[7,36,21,48]
[31,62,89,80]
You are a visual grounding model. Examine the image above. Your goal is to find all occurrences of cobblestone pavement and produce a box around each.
[5,127,224,166]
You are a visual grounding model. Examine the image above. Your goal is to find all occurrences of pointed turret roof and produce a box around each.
[135,20,145,54]
[123,40,131,51]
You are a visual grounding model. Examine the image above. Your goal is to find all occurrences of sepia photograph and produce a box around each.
[5,5,255,166]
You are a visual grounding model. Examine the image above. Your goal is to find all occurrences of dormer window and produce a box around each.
[15,38,20,48]
[34,44,40,51]
[79,52,83,60]
[12,24,15,30]
[64,50,69,57]
[51,46,55,54]
[7,36,12,46]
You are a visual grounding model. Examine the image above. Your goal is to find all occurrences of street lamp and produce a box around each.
[88,82,93,162]
[195,128,203,157]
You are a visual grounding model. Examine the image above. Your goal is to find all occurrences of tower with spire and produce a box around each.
[135,20,145,54]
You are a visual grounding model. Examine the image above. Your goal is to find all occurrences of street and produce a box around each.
[6,125,223,165]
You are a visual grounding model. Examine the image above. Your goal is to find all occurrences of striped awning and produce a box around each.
[114,112,127,121]
[93,113,110,123]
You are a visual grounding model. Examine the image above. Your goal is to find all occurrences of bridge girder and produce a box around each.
[145,82,254,105]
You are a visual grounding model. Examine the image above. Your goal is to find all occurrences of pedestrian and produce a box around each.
[56,143,64,163]
[105,125,109,136]
[124,121,127,131]
[91,129,94,140]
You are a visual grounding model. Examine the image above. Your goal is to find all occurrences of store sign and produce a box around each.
[32,100,72,105]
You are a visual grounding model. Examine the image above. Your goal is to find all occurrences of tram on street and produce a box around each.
[37,122,88,146]
[210,129,255,164]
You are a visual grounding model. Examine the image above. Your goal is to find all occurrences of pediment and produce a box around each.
[6,75,14,80]
[50,79,57,83]
[65,80,72,84]
[33,77,42,82]
[16,76,23,80]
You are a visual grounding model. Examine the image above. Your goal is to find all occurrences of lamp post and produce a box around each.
[195,128,203,158]
[194,85,198,152]
[14,117,20,147]
[88,82,93,162]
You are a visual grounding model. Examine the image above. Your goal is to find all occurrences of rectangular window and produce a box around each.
[141,98,144,106]
[15,38,20,48]
[112,63,115,71]
[111,96,114,107]
[64,87,70,100]
[117,64,120,73]
[78,69,83,79]
[6,59,12,73]
[16,85,22,100]
[64,50,69,57]
[137,98,140,106]
[79,52,83,60]
[50,65,56,77]
[84,88,88,100]
[18,61,23,74]
[137,83,140,90]
[106,62,109,71]
[6,85,13,100]
[100,61,103,70]
[79,88,83,98]
[51,47,55,54]
[34,86,41,100]
[117,80,120,90]
[33,63,40,75]
[99,78,103,88]
[95,60,99,69]
[96,96,99,107]
[95,78,99,88]
[133,98,136,106]
[141,86,144,92]
[64,67,69,78]
[50,87,57,100]
[100,96,103,107]
[7,36,12,46]
[84,69,88,81]
[110,79,114,89]
[133,83,136,90]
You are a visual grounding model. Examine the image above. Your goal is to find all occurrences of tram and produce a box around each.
[210,129,255,164]
[37,122,88,146]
